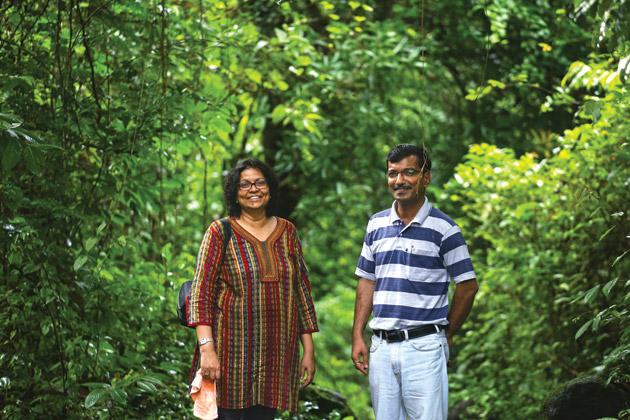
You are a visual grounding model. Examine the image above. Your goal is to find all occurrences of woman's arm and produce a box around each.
[292,227,319,334]
[189,221,225,380]
[299,333,315,388]
[196,325,221,380]
[290,225,318,387]
[188,222,225,326]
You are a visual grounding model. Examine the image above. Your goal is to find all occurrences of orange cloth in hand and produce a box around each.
[190,370,218,420]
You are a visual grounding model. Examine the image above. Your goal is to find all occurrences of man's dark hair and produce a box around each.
[386,144,432,172]
[224,158,279,217]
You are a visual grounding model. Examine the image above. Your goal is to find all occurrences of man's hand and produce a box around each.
[351,337,369,375]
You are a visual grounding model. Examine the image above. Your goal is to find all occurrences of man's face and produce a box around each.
[387,155,430,205]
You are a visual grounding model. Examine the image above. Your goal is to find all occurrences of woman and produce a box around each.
[188,159,318,420]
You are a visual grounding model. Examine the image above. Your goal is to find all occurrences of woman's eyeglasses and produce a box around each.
[238,179,268,190]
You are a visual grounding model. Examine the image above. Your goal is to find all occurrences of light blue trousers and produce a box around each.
[368,330,449,420]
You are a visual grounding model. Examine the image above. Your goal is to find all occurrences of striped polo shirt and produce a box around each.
[355,198,476,331]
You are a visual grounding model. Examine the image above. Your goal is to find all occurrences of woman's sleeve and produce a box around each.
[188,221,224,326]
[292,227,319,334]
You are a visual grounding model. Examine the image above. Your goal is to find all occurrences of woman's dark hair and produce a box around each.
[224,159,279,217]
[386,143,432,172]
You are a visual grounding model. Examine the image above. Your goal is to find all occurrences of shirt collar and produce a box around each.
[388,197,432,227]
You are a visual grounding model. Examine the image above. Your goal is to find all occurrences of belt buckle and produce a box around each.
[390,330,404,342]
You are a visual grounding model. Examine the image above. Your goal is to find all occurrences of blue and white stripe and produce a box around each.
[355,199,476,330]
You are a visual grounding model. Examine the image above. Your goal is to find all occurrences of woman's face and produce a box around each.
[237,168,270,214]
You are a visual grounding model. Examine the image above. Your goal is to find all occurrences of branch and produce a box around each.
[441,59,470,99]
[75,2,103,121]
[16,0,51,62]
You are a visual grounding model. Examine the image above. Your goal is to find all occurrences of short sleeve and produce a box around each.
[439,224,476,283]
[355,219,376,281]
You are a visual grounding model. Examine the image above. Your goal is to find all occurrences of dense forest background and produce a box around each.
[1,0,628,418]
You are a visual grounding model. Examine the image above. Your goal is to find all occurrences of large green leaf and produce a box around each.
[84,389,108,409]
[1,138,21,171]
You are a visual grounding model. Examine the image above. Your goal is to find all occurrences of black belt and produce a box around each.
[373,324,445,343]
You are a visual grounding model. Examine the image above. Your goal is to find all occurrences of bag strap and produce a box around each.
[219,217,232,258]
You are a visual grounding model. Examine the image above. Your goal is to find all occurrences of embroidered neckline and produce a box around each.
[229,217,286,282]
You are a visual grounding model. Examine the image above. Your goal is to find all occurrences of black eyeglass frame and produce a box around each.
[238,178,268,190]
[386,168,426,179]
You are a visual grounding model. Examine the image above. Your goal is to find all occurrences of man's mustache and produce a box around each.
[393,185,412,191]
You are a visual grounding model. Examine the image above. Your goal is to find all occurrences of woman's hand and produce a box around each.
[196,326,220,380]
[299,333,315,388]
[300,351,315,388]
[199,348,221,381]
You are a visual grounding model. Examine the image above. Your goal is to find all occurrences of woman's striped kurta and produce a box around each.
[188,217,318,413]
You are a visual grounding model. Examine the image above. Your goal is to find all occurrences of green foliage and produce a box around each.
[314,286,373,419]
[442,51,629,418]
[0,0,235,416]
[1,0,628,418]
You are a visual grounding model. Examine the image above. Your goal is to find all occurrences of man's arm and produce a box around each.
[351,278,375,375]
[446,279,479,347]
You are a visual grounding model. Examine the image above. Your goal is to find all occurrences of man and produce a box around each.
[352,144,478,420]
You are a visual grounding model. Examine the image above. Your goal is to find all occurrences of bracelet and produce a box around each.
[199,337,214,346]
